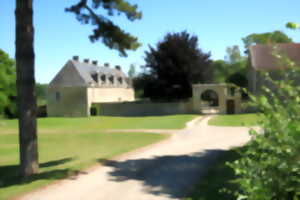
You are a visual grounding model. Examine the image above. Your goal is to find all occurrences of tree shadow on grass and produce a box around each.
[98,149,226,199]
[0,157,80,189]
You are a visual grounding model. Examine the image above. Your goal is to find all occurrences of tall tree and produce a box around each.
[0,49,16,117]
[15,0,39,176]
[225,45,243,64]
[144,31,212,99]
[128,64,136,78]
[213,45,247,84]
[15,0,142,177]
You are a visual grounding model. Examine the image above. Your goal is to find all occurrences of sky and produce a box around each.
[1,0,300,83]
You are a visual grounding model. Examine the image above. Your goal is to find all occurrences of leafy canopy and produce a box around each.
[0,49,16,116]
[242,30,293,49]
[143,31,212,99]
[66,0,142,56]
[213,45,247,87]
[228,53,300,200]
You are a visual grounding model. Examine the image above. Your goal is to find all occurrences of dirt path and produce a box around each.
[19,116,252,200]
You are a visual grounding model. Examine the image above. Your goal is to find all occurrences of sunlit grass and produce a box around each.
[208,114,261,127]
[0,132,167,200]
[0,115,199,134]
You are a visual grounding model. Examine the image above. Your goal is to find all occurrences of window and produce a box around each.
[230,87,236,96]
[101,75,106,83]
[91,73,98,83]
[55,92,60,102]
[118,77,123,84]
[109,76,114,85]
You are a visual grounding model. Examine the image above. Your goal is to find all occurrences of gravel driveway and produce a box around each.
[19,116,252,200]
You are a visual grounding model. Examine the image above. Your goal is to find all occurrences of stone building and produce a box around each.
[192,84,242,114]
[47,56,135,117]
[248,43,300,95]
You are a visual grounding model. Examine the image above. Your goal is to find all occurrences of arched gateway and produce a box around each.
[192,84,241,114]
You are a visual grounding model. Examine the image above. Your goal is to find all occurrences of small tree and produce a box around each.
[228,53,300,200]
[128,64,136,78]
[144,31,212,99]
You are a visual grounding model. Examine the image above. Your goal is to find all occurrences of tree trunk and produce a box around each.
[15,0,39,177]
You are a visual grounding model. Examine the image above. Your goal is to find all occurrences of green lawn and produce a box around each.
[0,132,167,200]
[0,115,198,134]
[184,148,242,200]
[208,114,261,127]
[0,115,198,200]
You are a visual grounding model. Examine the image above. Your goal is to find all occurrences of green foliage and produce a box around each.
[286,22,300,30]
[143,31,212,99]
[227,59,300,199]
[36,83,48,106]
[213,45,247,88]
[242,31,293,50]
[0,49,17,117]
[128,63,136,78]
[66,0,142,56]
[225,45,244,64]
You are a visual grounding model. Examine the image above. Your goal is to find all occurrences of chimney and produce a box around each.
[73,56,79,61]
[92,60,98,65]
[84,58,90,63]
[104,63,110,67]
[115,65,121,71]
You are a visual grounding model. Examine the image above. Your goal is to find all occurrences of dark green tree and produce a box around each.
[144,31,212,99]
[15,0,142,177]
[66,0,142,56]
[0,49,16,117]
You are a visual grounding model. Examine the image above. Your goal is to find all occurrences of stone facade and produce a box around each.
[94,84,242,117]
[248,43,300,95]
[192,84,242,114]
[47,56,135,117]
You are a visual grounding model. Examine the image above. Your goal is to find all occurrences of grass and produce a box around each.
[208,113,261,127]
[0,132,167,200]
[0,115,198,134]
[184,148,243,200]
[0,115,199,199]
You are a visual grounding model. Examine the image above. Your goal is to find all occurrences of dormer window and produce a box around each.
[91,73,98,83]
[118,77,123,84]
[101,74,106,83]
[109,75,114,85]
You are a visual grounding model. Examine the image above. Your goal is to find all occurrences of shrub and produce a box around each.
[227,56,300,200]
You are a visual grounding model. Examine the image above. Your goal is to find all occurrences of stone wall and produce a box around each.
[48,87,135,117]
[87,88,134,105]
[95,100,196,116]
[47,87,89,117]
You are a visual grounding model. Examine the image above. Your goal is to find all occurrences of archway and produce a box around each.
[200,89,219,107]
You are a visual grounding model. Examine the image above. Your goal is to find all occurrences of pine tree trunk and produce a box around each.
[15,0,39,177]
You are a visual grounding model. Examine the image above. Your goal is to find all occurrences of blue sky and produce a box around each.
[1,0,299,83]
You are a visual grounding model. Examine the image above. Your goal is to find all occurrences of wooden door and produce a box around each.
[226,100,235,114]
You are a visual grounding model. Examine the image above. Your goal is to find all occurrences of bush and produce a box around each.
[227,59,300,199]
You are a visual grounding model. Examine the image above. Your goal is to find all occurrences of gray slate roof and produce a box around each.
[72,60,127,84]
[49,59,129,88]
